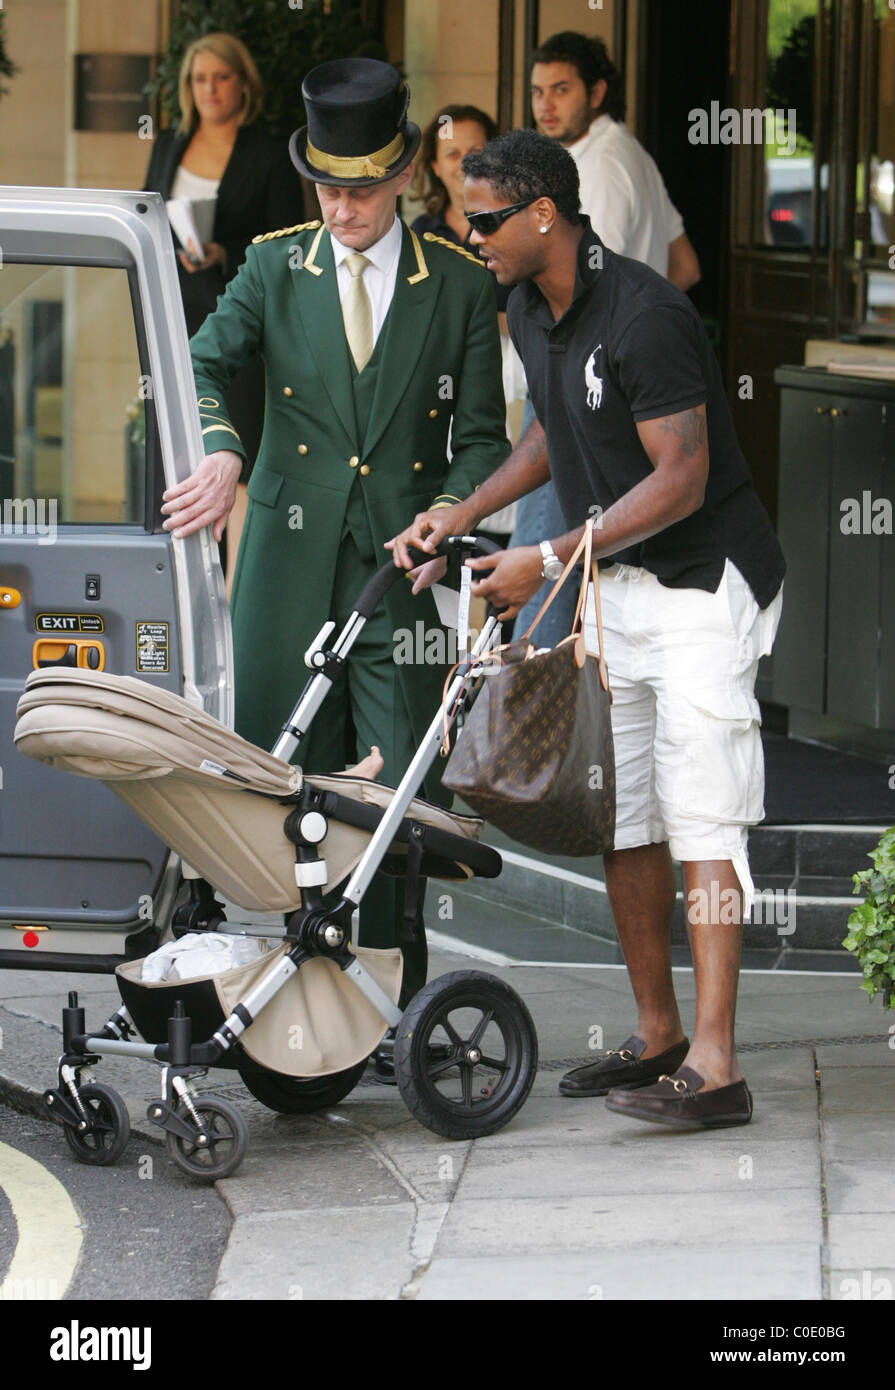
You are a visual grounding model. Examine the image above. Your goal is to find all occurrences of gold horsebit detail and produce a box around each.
[605,1048,635,1061]
[658,1074,689,1093]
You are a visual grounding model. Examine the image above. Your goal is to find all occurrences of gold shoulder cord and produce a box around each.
[421,231,486,268]
[252,220,322,245]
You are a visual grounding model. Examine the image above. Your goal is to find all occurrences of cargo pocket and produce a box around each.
[670,683,765,826]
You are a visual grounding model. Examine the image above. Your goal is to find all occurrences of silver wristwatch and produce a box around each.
[539,541,564,582]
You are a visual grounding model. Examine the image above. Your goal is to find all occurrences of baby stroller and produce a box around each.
[14,536,538,1181]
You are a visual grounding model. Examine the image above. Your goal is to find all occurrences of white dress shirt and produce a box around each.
[331,216,403,347]
[568,114,685,276]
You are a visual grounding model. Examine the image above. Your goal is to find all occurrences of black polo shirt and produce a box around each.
[507,218,785,608]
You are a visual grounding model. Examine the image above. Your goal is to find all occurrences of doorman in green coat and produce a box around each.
[162,58,509,1012]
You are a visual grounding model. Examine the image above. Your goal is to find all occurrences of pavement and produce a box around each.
[1,929,893,1302]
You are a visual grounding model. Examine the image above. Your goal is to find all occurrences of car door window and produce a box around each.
[0,263,145,527]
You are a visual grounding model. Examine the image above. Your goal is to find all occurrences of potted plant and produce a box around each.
[842,826,895,1006]
[0,10,20,101]
[146,0,385,142]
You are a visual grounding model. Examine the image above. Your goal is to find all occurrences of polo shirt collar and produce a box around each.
[515,216,607,327]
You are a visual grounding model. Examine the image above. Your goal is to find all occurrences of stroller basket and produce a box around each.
[115,942,403,1077]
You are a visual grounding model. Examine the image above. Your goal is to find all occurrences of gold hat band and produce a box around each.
[305,131,405,180]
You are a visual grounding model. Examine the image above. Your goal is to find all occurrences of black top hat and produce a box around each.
[289,57,421,187]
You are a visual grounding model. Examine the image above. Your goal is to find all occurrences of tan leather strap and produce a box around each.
[520,523,591,641]
[520,519,609,692]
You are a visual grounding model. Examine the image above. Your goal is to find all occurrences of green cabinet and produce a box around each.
[773,366,894,731]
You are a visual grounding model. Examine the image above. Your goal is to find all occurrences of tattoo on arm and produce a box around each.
[659,408,706,458]
[521,421,547,469]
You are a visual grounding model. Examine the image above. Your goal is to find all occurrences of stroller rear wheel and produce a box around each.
[395,971,538,1139]
[165,1096,248,1180]
[237,1059,367,1114]
[62,1082,131,1166]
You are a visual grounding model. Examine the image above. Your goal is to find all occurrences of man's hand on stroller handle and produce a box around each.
[386,498,481,575]
[161,450,243,542]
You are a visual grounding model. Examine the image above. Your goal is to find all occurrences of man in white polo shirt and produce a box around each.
[531,29,700,285]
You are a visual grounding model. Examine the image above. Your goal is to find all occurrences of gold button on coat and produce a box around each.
[349,455,359,467]
[283,386,293,397]
[428,408,438,418]
[297,444,308,455]
[413,461,423,472]
[359,464,371,476]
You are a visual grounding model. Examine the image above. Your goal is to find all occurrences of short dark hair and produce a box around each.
[461,129,581,225]
[533,30,626,122]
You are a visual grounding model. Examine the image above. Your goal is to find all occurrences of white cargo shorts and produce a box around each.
[598,558,783,913]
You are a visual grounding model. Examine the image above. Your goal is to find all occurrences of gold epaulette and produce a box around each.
[252,220,322,244]
[421,231,485,267]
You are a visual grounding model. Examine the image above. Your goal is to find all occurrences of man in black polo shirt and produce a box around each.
[389,129,785,1131]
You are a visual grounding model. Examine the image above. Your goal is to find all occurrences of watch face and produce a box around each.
[545,561,564,581]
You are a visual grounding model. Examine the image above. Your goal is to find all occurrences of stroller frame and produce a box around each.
[39,537,539,1179]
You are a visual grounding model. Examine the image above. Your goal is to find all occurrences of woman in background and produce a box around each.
[411,105,524,556]
[144,32,305,582]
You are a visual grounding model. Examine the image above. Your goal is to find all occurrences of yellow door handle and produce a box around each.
[0,587,22,609]
[32,637,105,670]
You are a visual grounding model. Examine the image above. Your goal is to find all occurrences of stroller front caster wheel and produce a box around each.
[394,971,538,1140]
[165,1096,248,1180]
[62,1082,131,1166]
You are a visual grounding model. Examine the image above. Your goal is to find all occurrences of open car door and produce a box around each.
[0,186,232,970]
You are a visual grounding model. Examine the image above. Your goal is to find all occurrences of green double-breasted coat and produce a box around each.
[189,218,509,994]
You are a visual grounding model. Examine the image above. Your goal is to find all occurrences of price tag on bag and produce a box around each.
[457,562,472,657]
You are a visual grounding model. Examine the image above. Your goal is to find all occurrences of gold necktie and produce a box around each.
[342,252,373,372]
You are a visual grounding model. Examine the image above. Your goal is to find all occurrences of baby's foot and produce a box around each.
[348,745,383,780]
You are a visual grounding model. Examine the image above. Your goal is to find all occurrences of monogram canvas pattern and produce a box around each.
[443,636,615,856]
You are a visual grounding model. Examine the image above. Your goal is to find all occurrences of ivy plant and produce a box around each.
[146,0,384,141]
[842,826,895,1007]
[0,11,20,102]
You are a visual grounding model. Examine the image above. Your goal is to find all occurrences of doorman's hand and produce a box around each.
[161,450,243,542]
[386,498,479,570]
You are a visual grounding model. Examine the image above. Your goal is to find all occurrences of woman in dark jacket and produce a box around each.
[144,32,306,574]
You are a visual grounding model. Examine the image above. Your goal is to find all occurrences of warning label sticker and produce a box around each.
[136,621,169,673]
[35,613,104,633]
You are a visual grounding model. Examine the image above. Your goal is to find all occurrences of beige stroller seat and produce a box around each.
[15,666,492,914]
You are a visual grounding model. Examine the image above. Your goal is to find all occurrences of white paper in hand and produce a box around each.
[166,198,215,262]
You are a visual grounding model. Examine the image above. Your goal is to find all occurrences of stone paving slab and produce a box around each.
[417,1245,823,1301]
[435,1189,822,1258]
[828,1268,895,1301]
[824,1162,895,1215]
[211,1205,419,1300]
[454,1137,820,1201]
[826,1215,895,1269]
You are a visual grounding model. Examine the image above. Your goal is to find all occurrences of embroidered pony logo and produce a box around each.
[585,345,603,410]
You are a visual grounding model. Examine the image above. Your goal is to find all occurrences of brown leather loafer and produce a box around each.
[605,1064,753,1129]
[558,1035,690,1097]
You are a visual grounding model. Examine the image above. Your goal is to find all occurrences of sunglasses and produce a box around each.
[465,198,536,235]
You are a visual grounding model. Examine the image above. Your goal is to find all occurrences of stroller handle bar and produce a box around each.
[353,535,502,620]
[272,536,502,762]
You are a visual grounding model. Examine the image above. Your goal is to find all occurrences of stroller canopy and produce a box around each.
[15,668,495,913]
